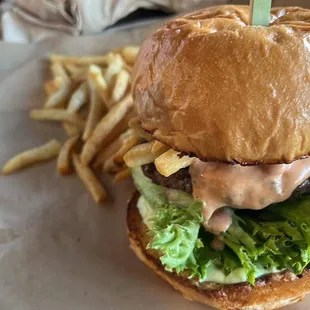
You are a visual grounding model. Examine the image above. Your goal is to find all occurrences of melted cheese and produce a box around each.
[190,158,310,233]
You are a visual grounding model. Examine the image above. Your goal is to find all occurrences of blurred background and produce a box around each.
[0,0,309,43]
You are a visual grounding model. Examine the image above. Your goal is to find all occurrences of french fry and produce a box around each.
[128,118,153,141]
[123,141,158,167]
[104,54,124,86]
[113,134,141,164]
[44,82,72,109]
[123,63,133,73]
[65,64,86,75]
[67,82,88,113]
[121,46,140,65]
[93,110,135,166]
[120,127,138,140]
[155,149,195,177]
[2,140,61,175]
[62,122,81,136]
[103,156,122,173]
[49,53,115,65]
[51,62,70,83]
[133,128,153,141]
[128,117,139,128]
[99,129,140,171]
[151,141,169,155]
[81,94,133,165]
[44,78,62,96]
[72,154,107,203]
[65,64,89,82]
[64,63,81,75]
[113,168,131,183]
[93,128,137,168]
[87,64,109,107]
[93,137,122,169]
[30,109,85,130]
[57,135,79,175]
[83,78,105,141]
[112,69,130,103]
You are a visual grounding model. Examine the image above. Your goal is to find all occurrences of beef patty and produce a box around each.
[142,164,310,199]
[142,164,192,193]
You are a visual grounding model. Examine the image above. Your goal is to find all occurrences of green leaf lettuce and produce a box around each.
[132,167,310,285]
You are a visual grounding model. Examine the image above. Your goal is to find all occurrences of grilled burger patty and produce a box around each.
[142,163,192,193]
[142,163,310,199]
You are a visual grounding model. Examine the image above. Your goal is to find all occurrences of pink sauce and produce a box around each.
[190,158,310,234]
[206,208,233,235]
[211,237,225,251]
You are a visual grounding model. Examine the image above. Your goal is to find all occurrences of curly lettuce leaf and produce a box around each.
[224,212,310,283]
[268,197,310,247]
[148,201,203,273]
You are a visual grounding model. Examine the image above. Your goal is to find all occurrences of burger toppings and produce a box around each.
[191,157,310,233]
[142,157,310,235]
[132,166,310,285]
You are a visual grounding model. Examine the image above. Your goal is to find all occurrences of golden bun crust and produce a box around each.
[127,193,310,309]
[132,5,310,164]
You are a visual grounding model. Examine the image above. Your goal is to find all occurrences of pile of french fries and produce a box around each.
[2,46,141,204]
[2,44,196,204]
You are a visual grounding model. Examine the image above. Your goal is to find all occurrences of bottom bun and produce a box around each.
[127,192,310,310]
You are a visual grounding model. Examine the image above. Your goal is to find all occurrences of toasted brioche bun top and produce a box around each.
[132,5,310,165]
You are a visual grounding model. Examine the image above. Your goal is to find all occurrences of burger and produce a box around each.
[124,5,310,309]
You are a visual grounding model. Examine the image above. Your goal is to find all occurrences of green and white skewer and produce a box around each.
[249,0,272,26]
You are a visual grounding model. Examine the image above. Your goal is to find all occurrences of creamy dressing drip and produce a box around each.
[206,207,232,235]
[190,158,310,234]
[211,237,225,251]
